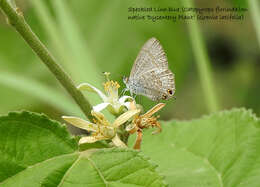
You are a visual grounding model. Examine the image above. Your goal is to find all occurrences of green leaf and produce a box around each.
[0,111,165,186]
[0,111,78,183]
[58,149,166,187]
[131,108,260,186]
[78,141,110,151]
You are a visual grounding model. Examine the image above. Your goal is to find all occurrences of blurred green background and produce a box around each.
[0,0,259,122]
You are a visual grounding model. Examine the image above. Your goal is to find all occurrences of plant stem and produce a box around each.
[0,0,92,119]
[249,0,260,48]
[182,0,219,113]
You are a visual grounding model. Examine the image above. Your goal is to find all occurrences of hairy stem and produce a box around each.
[182,0,219,112]
[0,0,92,119]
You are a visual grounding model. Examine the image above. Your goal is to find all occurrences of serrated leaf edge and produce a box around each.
[59,148,167,187]
[160,108,259,125]
[0,152,79,185]
[0,110,78,149]
[90,148,167,186]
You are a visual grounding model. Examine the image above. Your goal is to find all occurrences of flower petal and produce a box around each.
[123,101,139,111]
[111,134,127,148]
[113,109,140,128]
[62,116,98,132]
[79,136,107,144]
[119,95,134,104]
[77,83,107,101]
[93,102,111,112]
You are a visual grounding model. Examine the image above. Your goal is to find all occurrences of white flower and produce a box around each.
[78,72,134,115]
[62,109,140,147]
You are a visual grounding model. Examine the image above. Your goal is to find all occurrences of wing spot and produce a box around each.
[162,94,167,100]
[167,89,173,95]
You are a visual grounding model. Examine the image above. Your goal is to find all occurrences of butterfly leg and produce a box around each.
[129,90,139,103]
[120,88,128,96]
[128,89,134,98]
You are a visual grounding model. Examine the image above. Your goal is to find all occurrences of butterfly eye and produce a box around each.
[167,89,173,95]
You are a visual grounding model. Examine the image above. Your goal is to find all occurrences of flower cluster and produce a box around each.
[62,73,165,149]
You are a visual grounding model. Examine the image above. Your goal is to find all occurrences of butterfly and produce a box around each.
[123,37,175,101]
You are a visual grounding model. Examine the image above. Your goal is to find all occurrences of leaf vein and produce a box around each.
[0,152,79,185]
[119,166,150,181]
[87,157,109,187]
[179,146,223,187]
[103,155,139,173]
[57,155,81,187]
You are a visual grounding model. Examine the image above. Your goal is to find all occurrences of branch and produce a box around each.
[0,0,92,119]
